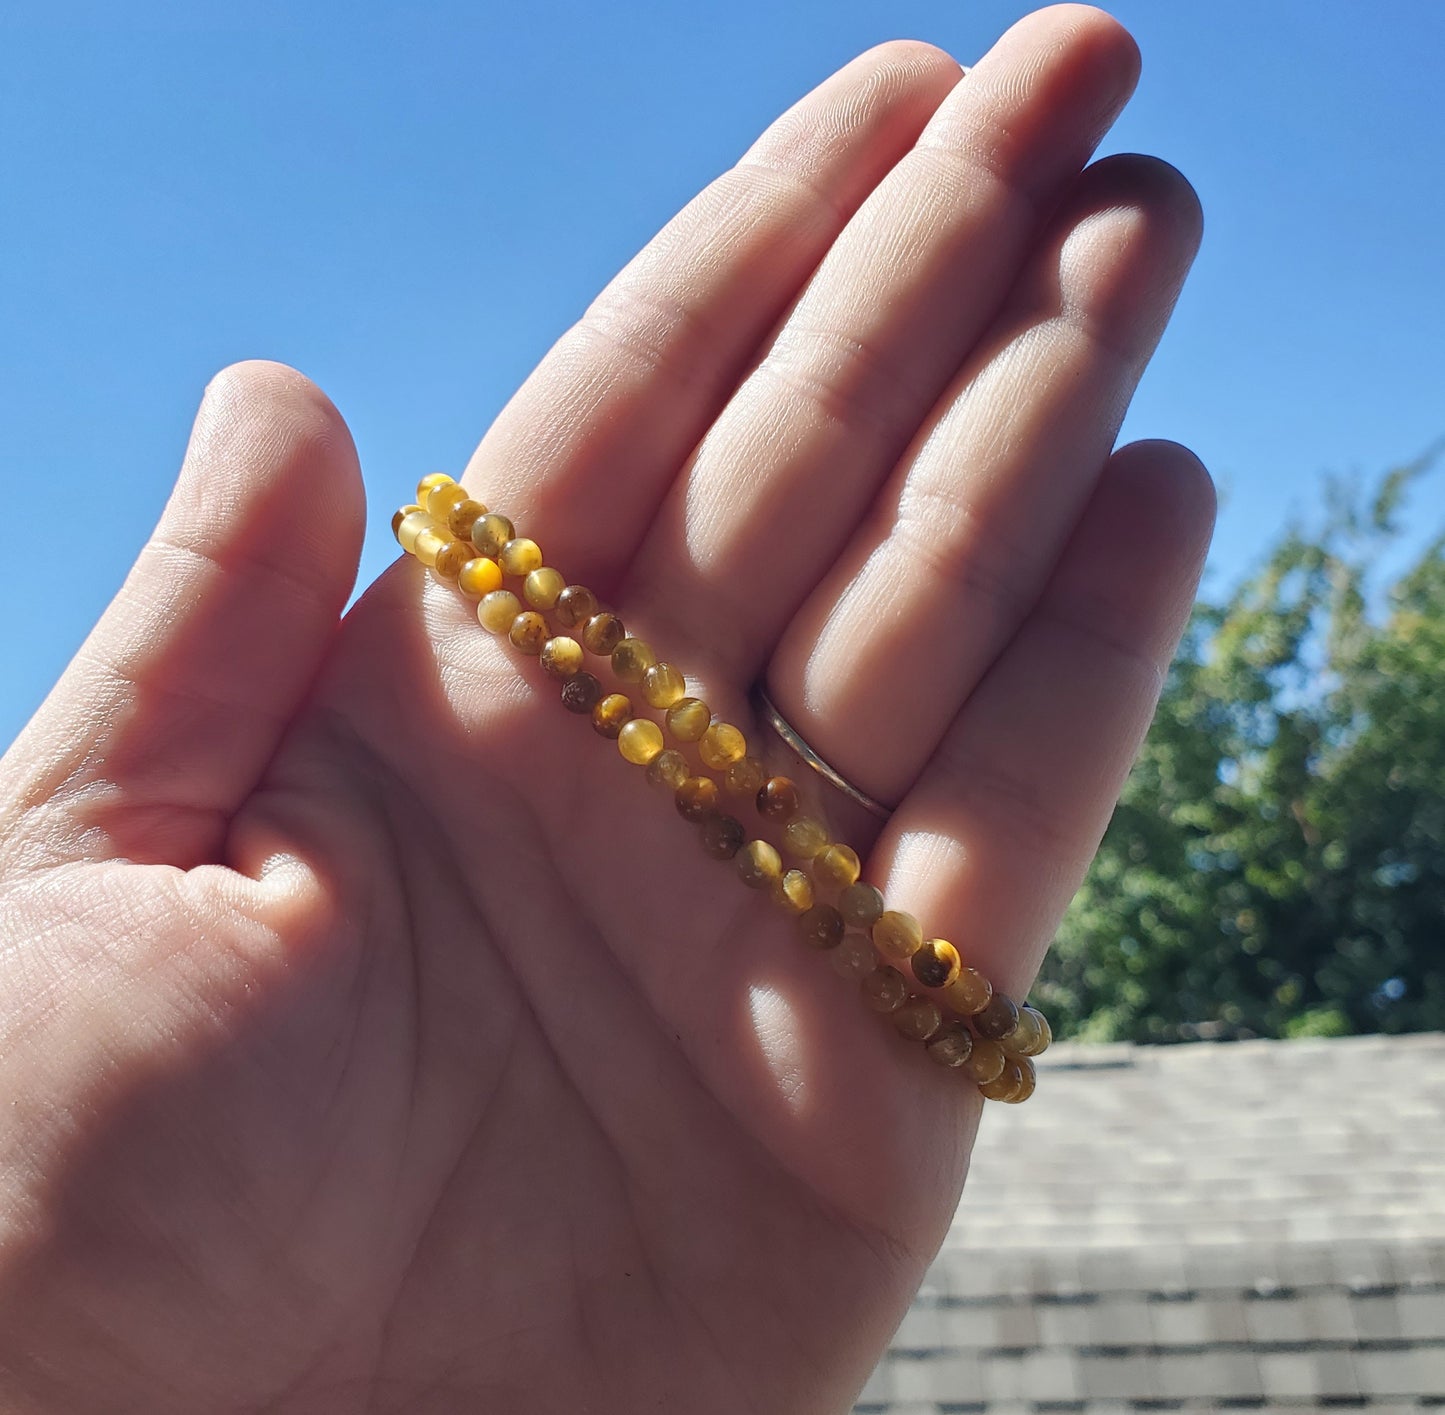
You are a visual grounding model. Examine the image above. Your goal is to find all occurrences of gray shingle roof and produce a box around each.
[858,1033,1445,1413]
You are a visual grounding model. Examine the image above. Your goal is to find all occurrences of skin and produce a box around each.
[0,8,1214,1413]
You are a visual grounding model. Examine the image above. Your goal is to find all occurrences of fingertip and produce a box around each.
[1110,438,1217,551]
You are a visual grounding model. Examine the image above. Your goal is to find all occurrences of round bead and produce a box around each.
[962,1039,1007,1085]
[416,472,454,503]
[392,503,422,538]
[426,481,471,521]
[665,697,711,742]
[838,882,885,928]
[581,613,626,656]
[641,663,686,709]
[560,672,603,714]
[414,525,448,566]
[974,992,1020,1041]
[814,843,861,890]
[499,537,543,577]
[980,1059,1026,1103]
[477,590,522,634]
[926,1021,975,1069]
[618,719,664,766]
[782,815,829,859]
[723,756,766,797]
[447,498,488,540]
[540,636,585,680]
[736,840,783,890]
[554,585,599,628]
[798,905,844,950]
[830,933,878,981]
[893,997,943,1042]
[397,509,433,553]
[646,749,690,790]
[1002,1006,1043,1057]
[944,967,992,1017]
[523,567,566,610]
[1023,1006,1052,1055]
[1006,1057,1038,1103]
[472,513,515,558]
[433,539,470,579]
[912,938,962,991]
[861,966,908,1014]
[698,722,747,770]
[508,611,549,655]
[675,776,719,822]
[756,777,801,822]
[773,869,814,914]
[700,812,746,860]
[458,557,504,598]
[611,637,657,683]
[591,693,634,739]
[873,911,923,961]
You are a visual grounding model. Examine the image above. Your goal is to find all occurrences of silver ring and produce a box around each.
[750,682,893,821]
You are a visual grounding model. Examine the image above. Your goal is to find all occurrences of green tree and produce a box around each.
[1038,452,1445,1042]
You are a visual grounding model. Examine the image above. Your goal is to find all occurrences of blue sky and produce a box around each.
[1,0,1441,750]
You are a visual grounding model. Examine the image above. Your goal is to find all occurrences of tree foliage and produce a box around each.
[1038,452,1445,1042]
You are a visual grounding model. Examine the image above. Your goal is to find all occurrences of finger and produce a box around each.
[460,41,964,585]
[875,439,1215,998]
[770,152,1203,808]
[626,4,1141,674]
[0,362,364,872]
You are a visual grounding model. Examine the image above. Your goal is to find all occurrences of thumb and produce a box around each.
[0,360,364,872]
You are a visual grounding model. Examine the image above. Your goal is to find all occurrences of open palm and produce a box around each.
[0,10,1213,1413]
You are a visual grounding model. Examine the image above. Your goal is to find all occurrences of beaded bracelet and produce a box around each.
[394,475,1052,1103]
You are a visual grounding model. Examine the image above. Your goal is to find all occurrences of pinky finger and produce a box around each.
[874,439,1215,998]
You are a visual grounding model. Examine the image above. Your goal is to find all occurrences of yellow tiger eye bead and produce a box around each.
[698,722,746,770]
[839,882,885,928]
[962,1039,1007,1085]
[618,718,664,766]
[397,510,434,553]
[472,513,515,558]
[861,966,908,1014]
[830,933,878,981]
[912,938,962,990]
[646,749,690,790]
[416,472,454,503]
[508,611,548,655]
[540,636,584,679]
[1005,1057,1037,1103]
[458,557,504,598]
[591,693,634,739]
[426,481,471,521]
[944,967,992,1017]
[722,756,765,796]
[873,910,923,961]
[392,503,422,538]
[699,812,746,860]
[980,1059,1026,1103]
[554,584,599,628]
[447,498,488,539]
[581,613,626,656]
[1023,1006,1052,1055]
[675,776,719,822]
[814,843,861,890]
[641,663,686,709]
[774,868,815,914]
[414,525,448,566]
[611,637,657,683]
[974,992,1020,1041]
[433,539,470,579]
[560,672,602,714]
[926,1021,975,1069]
[499,537,543,577]
[736,840,783,890]
[1002,1006,1043,1057]
[665,697,711,742]
[799,904,844,950]
[756,776,801,822]
[477,590,522,634]
[782,815,829,859]
[893,997,943,1042]
[522,567,566,610]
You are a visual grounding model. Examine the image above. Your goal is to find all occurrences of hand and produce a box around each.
[0,9,1212,1412]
